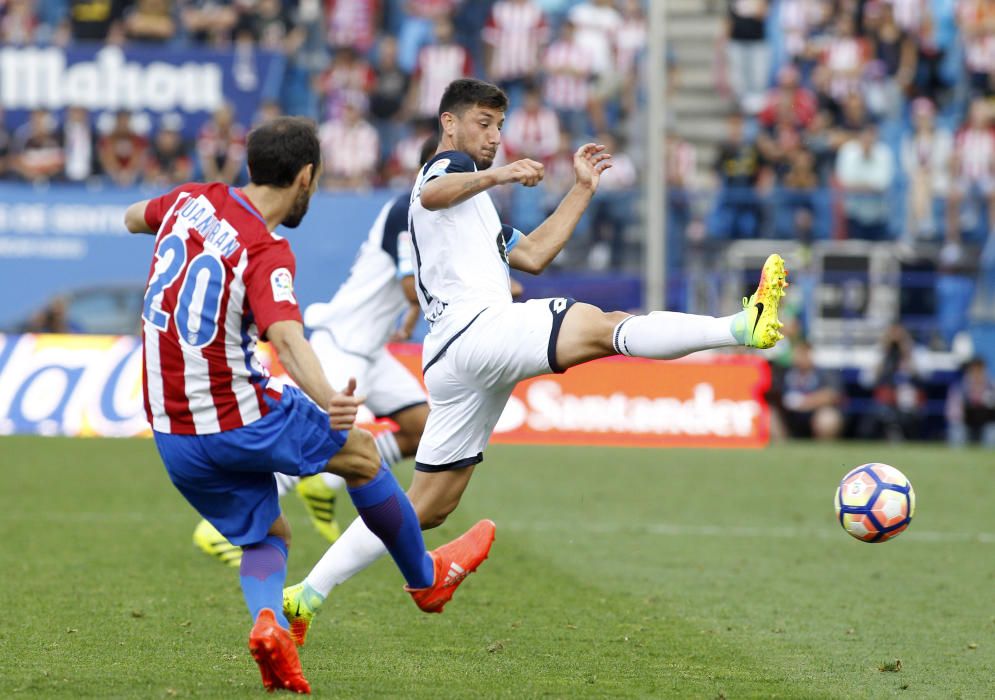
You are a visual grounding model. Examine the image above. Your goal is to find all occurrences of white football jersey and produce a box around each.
[304,193,414,356]
[409,150,522,351]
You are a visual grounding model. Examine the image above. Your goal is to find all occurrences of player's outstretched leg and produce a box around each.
[612,253,787,359]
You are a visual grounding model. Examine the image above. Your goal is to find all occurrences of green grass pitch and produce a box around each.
[1,436,993,698]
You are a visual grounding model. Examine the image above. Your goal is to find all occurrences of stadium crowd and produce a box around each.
[0,0,648,269]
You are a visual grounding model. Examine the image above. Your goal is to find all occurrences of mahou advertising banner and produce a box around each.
[0,334,770,448]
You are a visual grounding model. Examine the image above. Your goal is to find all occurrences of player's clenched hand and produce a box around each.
[499,158,544,187]
[327,378,365,430]
[573,143,612,191]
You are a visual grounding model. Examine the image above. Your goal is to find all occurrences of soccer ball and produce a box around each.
[834,463,915,543]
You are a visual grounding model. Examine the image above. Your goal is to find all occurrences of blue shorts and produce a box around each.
[154,386,347,546]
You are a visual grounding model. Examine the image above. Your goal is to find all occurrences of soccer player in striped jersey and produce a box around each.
[192,137,440,569]
[125,117,493,694]
[284,80,788,644]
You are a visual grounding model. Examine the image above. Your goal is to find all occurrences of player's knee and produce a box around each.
[266,514,292,548]
[598,310,631,352]
[350,429,382,479]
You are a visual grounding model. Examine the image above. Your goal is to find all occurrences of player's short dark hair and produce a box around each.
[438,79,508,119]
[247,116,321,188]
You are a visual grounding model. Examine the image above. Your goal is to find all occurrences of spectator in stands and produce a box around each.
[98,110,148,187]
[319,97,379,190]
[244,0,301,52]
[820,14,871,103]
[956,0,995,98]
[253,99,283,127]
[568,0,622,131]
[901,97,952,240]
[540,127,578,223]
[315,46,376,123]
[70,0,126,42]
[10,109,64,184]
[62,106,95,183]
[759,65,817,131]
[326,0,379,54]
[779,340,844,440]
[861,323,926,441]
[196,104,246,185]
[665,131,698,269]
[835,122,894,240]
[409,18,473,120]
[1,0,38,44]
[145,113,193,186]
[778,0,831,74]
[710,112,767,239]
[720,0,771,114]
[369,36,411,161]
[503,81,560,161]
[25,297,75,334]
[946,357,995,446]
[585,131,637,269]
[397,0,460,74]
[543,19,594,138]
[947,98,995,244]
[180,0,237,46]
[775,144,821,239]
[0,108,11,180]
[123,0,177,43]
[616,0,647,118]
[827,90,871,151]
[866,1,916,118]
[483,0,549,105]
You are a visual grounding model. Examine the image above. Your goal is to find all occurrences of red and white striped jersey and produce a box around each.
[482,1,548,81]
[319,117,380,180]
[413,43,473,117]
[503,105,560,159]
[890,0,924,32]
[954,126,995,181]
[141,182,302,435]
[326,0,379,52]
[544,39,594,110]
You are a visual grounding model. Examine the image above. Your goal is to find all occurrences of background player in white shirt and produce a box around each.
[285,80,787,638]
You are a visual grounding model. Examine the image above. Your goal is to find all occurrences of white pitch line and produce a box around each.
[500,520,995,545]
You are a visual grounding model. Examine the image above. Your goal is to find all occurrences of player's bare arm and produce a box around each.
[419,158,544,211]
[266,320,362,430]
[390,275,421,342]
[124,199,154,234]
[508,144,612,274]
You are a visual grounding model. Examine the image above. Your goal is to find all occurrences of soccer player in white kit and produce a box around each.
[285,79,788,639]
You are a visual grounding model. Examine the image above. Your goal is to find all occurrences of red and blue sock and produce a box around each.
[347,465,434,589]
[240,534,290,628]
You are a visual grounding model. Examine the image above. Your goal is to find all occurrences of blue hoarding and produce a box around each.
[0,183,397,331]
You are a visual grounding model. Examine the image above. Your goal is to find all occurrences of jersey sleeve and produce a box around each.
[244,238,304,339]
[421,150,476,183]
[144,183,193,232]
[501,223,524,254]
[381,195,415,279]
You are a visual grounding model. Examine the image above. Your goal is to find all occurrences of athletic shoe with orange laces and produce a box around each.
[248,609,311,694]
[406,519,496,613]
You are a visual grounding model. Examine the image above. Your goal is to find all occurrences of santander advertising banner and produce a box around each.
[0,334,770,448]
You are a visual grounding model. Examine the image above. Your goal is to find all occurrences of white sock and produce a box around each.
[374,431,403,465]
[304,516,388,596]
[613,311,742,360]
[274,473,299,497]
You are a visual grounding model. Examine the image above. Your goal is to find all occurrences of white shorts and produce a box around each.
[414,298,575,472]
[309,330,428,418]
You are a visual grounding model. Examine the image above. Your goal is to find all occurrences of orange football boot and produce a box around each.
[406,519,496,613]
[248,609,311,694]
